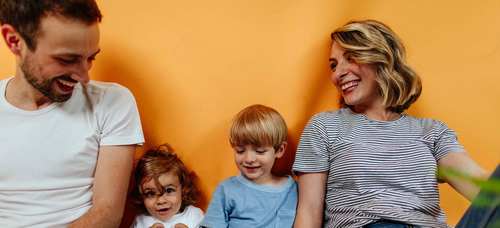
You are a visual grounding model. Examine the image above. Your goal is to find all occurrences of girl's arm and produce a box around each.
[294,172,327,228]
[438,152,488,201]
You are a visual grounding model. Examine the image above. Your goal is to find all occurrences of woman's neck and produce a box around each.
[352,104,400,121]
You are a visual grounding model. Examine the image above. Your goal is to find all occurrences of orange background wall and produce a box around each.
[1,0,499,225]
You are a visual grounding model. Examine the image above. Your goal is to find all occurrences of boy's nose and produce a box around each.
[244,152,256,163]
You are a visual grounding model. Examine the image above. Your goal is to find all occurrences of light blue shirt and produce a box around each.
[200,175,297,228]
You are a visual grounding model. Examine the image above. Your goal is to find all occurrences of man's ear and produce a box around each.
[1,24,23,55]
[275,141,288,159]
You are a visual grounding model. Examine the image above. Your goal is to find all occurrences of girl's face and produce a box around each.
[329,41,382,111]
[141,171,183,221]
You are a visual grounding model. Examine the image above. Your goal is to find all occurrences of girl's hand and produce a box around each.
[149,223,165,228]
[174,223,188,228]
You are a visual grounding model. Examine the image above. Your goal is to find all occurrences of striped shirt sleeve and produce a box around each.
[293,113,334,173]
[432,120,465,161]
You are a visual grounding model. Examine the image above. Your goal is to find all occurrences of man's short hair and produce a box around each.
[0,0,102,50]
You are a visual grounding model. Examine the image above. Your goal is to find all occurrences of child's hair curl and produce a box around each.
[131,144,199,213]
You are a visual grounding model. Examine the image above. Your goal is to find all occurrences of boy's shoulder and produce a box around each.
[218,175,296,193]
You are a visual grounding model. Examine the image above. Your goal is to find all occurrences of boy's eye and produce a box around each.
[255,149,267,154]
[234,147,245,154]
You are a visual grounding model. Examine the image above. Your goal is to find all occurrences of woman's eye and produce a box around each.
[329,62,337,71]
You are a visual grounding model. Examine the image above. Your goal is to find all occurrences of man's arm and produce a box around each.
[293,172,327,228]
[69,145,136,228]
[438,152,488,201]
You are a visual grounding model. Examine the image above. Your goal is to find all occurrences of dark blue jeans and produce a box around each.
[456,165,500,228]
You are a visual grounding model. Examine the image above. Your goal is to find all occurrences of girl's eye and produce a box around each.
[165,187,176,194]
[143,191,157,198]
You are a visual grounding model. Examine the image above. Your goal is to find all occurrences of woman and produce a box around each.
[292,20,487,228]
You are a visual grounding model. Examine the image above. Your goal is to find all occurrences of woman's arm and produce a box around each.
[438,152,488,201]
[294,172,327,228]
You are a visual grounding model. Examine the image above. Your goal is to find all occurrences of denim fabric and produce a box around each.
[456,165,500,228]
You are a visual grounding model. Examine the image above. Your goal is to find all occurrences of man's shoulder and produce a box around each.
[79,80,136,106]
[84,80,131,96]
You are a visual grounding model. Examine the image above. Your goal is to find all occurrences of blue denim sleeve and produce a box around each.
[199,183,229,228]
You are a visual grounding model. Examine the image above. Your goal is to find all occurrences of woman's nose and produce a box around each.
[335,60,349,81]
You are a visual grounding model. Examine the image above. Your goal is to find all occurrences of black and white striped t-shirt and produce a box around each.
[293,108,465,228]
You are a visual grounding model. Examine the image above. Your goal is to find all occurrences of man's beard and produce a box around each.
[20,58,73,102]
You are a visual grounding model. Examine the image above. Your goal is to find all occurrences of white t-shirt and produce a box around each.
[132,205,204,228]
[0,78,144,227]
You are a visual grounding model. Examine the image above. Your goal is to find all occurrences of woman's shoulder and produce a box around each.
[311,108,345,118]
[307,108,349,126]
[404,114,451,131]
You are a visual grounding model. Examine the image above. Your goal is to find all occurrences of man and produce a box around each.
[0,1,144,227]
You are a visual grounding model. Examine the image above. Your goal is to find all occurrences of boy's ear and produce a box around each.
[275,142,287,159]
[1,24,23,55]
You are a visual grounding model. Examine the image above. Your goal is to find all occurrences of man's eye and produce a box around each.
[57,58,77,65]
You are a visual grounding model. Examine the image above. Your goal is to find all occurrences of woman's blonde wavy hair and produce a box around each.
[331,19,421,113]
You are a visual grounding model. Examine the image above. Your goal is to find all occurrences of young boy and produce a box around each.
[200,104,297,228]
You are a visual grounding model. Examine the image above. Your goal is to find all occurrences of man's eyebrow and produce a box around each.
[52,49,101,59]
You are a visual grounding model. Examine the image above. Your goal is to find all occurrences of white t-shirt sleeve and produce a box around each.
[185,206,204,227]
[96,84,144,146]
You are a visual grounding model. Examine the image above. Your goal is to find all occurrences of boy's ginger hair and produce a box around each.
[230,104,288,150]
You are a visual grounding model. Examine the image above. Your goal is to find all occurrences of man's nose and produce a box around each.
[72,62,91,84]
